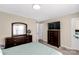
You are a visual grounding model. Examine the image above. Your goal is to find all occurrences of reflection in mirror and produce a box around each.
[12,22,27,37]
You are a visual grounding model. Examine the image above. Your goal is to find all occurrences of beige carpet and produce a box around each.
[39,40,79,55]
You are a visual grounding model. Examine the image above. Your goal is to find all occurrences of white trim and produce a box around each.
[61,45,79,51]
[61,45,72,49]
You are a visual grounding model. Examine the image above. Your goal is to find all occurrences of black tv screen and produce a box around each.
[48,23,54,29]
[48,22,60,29]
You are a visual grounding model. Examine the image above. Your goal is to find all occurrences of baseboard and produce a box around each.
[61,45,79,51]
[61,45,72,49]
[39,39,47,44]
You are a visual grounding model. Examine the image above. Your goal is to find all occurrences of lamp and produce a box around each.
[33,4,40,10]
[27,29,31,35]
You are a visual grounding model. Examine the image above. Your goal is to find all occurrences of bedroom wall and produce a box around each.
[0,11,37,45]
[42,12,79,49]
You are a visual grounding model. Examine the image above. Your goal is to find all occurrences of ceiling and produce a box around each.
[0,4,79,22]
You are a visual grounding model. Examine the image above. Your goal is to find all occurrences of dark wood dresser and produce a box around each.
[5,35,32,49]
[48,30,60,47]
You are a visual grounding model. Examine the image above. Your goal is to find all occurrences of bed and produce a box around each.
[2,42,62,55]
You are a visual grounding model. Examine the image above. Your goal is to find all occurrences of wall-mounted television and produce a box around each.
[48,22,60,29]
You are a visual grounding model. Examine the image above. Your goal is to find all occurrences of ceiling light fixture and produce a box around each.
[33,4,40,10]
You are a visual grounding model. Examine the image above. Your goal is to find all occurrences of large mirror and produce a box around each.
[12,22,27,37]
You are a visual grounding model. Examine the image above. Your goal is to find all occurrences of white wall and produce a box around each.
[0,11,37,45]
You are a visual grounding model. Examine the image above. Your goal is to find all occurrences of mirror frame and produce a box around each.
[12,22,27,37]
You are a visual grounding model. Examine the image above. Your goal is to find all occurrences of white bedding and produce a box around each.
[2,42,62,55]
